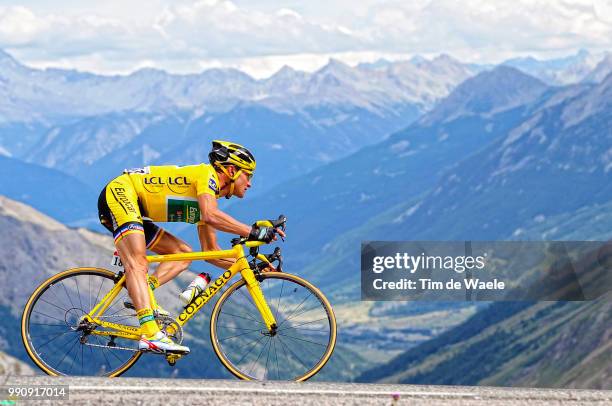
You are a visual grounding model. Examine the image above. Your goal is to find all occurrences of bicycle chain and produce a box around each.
[96,314,137,319]
[81,342,139,352]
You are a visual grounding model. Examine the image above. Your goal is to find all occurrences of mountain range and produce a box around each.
[503,49,610,85]
[2,49,611,198]
[0,50,474,123]
[0,48,481,190]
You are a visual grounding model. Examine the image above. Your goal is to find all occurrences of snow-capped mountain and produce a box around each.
[421,66,549,124]
[582,53,612,84]
[0,48,477,188]
[0,48,475,125]
[502,49,607,85]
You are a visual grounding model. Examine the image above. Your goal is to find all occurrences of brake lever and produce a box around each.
[257,247,283,272]
[277,253,283,272]
[275,215,286,242]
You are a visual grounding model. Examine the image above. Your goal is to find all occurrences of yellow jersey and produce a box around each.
[124,164,220,223]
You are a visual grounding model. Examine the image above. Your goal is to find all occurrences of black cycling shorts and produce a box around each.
[97,181,165,249]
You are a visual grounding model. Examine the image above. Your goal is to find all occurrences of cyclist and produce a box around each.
[97,140,284,354]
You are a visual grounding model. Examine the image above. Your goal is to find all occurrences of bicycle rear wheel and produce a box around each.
[210,272,337,381]
[21,267,142,376]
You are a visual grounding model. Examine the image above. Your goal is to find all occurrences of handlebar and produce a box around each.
[270,215,287,230]
[229,215,286,272]
[231,214,287,247]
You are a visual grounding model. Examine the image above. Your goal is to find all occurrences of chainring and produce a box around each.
[155,314,184,344]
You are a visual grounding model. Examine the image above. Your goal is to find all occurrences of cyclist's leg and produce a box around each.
[98,177,189,353]
[116,232,151,314]
[98,177,150,308]
[146,225,193,286]
[99,176,159,336]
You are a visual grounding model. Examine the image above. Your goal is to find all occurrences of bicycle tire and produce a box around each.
[21,267,142,377]
[210,272,337,381]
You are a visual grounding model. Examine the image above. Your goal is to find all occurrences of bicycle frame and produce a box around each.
[83,241,277,340]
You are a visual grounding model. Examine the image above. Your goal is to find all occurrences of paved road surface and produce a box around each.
[1,376,610,405]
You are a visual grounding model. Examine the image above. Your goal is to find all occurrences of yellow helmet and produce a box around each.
[209,140,256,172]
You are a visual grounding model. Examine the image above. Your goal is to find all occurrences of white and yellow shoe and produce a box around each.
[138,331,190,354]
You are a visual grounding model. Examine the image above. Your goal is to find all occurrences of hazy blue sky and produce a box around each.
[1,0,611,77]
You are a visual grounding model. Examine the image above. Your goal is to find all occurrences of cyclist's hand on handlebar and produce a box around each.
[249,216,287,242]
[249,225,276,243]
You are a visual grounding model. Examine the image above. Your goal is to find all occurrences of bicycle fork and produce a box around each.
[241,269,278,335]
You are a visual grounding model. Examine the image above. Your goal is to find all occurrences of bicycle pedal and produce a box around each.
[166,353,183,366]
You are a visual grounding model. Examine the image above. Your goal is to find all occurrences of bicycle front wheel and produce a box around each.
[21,267,142,376]
[210,272,337,381]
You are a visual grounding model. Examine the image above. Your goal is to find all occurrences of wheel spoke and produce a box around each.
[94,335,113,373]
[277,332,327,347]
[217,325,262,332]
[56,335,79,371]
[38,297,69,313]
[74,275,84,312]
[94,277,105,312]
[277,317,328,333]
[281,304,324,325]
[32,310,65,324]
[220,311,265,325]
[234,334,268,367]
[248,336,271,377]
[277,334,309,372]
[60,281,76,310]
[272,336,280,380]
[274,280,285,320]
[89,276,92,317]
[47,284,68,312]
[264,336,272,380]
[30,331,70,338]
[81,342,84,375]
[219,329,261,342]
[236,288,263,322]
[66,338,81,375]
[277,292,314,328]
[36,330,74,349]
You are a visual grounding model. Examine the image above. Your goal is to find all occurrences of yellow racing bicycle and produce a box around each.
[21,216,337,381]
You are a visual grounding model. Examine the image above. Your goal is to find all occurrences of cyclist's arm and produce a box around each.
[197,223,236,270]
[197,193,251,237]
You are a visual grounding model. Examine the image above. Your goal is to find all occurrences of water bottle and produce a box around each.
[180,272,211,304]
